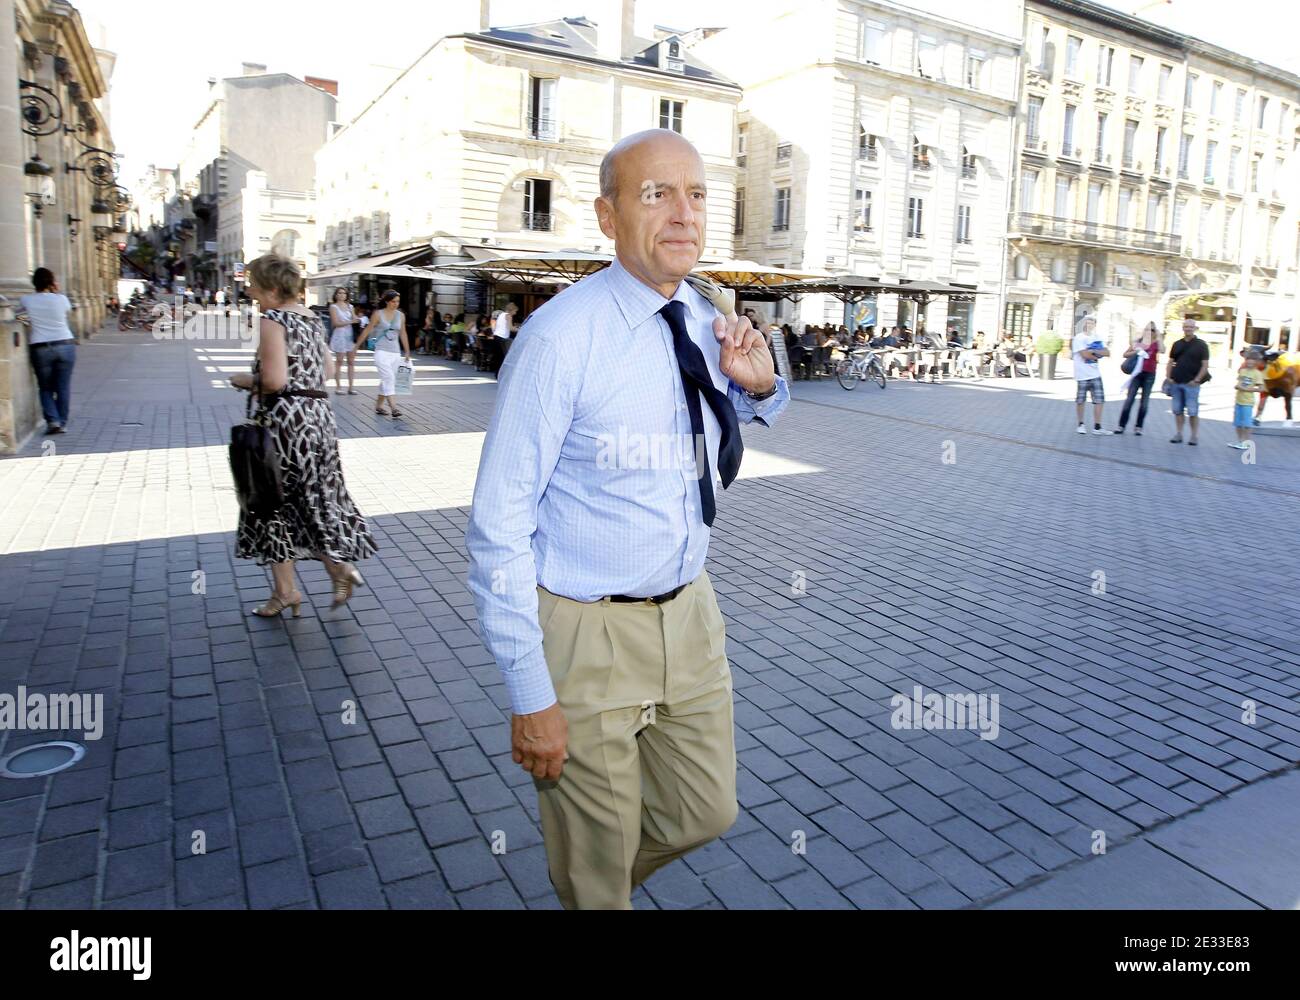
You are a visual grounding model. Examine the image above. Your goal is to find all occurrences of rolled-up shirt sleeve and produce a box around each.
[729,373,790,427]
[466,327,574,715]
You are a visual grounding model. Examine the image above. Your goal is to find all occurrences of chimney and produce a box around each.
[241,62,267,76]
[596,0,635,63]
[480,0,490,30]
[305,76,338,96]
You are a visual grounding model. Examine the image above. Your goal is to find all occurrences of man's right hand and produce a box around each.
[511,703,568,780]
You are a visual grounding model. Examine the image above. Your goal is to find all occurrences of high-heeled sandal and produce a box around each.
[389,407,402,418]
[251,591,302,617]
[330,566,365,609]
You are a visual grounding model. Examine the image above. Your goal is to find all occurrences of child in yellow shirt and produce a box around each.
[1232,352,1265,450]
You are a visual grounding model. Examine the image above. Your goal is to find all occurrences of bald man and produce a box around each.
[466,129,790,908]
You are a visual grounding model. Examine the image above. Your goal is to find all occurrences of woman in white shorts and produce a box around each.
[357,290,411,417]
[327,287,358,394]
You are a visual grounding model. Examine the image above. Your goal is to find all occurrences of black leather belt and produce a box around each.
[609,582,690,605]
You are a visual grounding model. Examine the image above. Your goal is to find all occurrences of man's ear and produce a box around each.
[595,196,617,241]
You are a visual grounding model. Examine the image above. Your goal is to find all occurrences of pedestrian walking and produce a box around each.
[491,302,517,376]
[327,287,358,395]
[1113,321,1162,435]
[1166,317,1211,445]
[466,127,789,910]
[14,267,76,435]
[229,254,375,617]
[357,290,411,417]
[1072,315,1110,434]
[1231,350,1266,450]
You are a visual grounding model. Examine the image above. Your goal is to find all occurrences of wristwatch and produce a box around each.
[745,380,779,402]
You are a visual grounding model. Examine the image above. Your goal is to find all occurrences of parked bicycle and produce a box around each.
[834,347,887,390]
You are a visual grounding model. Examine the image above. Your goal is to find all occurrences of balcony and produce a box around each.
[961,163,977,179]
[772,222,790,232]
[526,115,557,141]
[1009,212,1180,254]
[521,211,553,232]
[912,156,932,172]
[858,144,878,162]
[736,154,746,167]
[776,143,792,163]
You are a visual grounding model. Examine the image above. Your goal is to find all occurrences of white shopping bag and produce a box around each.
[394,362,414,396]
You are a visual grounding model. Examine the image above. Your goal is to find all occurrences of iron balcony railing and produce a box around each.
[1009,212,1180,254]
[527,114,557,140]
[522,211,553,232]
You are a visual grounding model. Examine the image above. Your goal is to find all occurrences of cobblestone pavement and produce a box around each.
[1,322,1296,910]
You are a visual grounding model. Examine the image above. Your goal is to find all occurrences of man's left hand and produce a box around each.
[714,314,776,395]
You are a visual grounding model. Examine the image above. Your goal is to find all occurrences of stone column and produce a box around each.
[0,0,38,452]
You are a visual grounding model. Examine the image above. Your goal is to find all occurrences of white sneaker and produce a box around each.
[1076,424,1087,434]
[1228,442,1248,450]
[1092,427,1107,435]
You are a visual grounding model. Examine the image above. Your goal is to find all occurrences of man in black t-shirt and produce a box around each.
[1166,317,1211,445]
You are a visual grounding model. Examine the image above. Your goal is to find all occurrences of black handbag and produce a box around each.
[229,373,283,518]
[1120,354,1138,374]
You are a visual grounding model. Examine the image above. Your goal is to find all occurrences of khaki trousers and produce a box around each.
[534,570,737,910]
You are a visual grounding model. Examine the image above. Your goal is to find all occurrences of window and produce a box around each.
[1199,202,1213,254]
[1004,301,1033,339]
[1020,170,1039,213]
[1117,187,1132,227]
[1054,176,1072,218]
[1128,55,1143,94]
[1172,197,1186,235]
[1211,81,1223,117]
[961,147,977,178]
[956,204,972,243]
[966,51,985,89]
[1145,192,1164,232]
[1204,140,1217,183]
[1250,153,1261,193]
[1258,95,1269,129]
[1279,104,1289,137]
[733,188,745,235]
[1037,26,1050,71]
[1095,112,1108,159]
[1152,126,1168,174]
[1228,147,1241,189]
[857,127,878,161]
[658,98,683,133]
[1123,119,1138,168]
[1027,96,1044,144]
[1086,181,1103,224]
[854,188,873,232]
[861,18,887,65]
[775,142,792,163]
[1065,36,1081,78]
[917,36,942,80]
[911,135,931,170]
[1276,158,1286,196]
[1178,134,1191,179]
[1050,258,1067,282]
[773,187,790,231]
[1158,64,1172,101]
[528,77,557,139]
[522,178,552,231]
[907,196,924,237]
[1234,88,1246,123]
[1013,255,1030,280]
[736,125,747,166]
[1185,72,1197,108]
[1223,205,1236,256]
[1080,261,1095,286]
[1062,104,1076,156]
[1097,45,1114,87]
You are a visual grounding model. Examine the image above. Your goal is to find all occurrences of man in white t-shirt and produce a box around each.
[1071,316,1110,435]
[490,302,517,376]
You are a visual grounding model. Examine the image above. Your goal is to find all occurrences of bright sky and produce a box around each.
[73,0,1300,185]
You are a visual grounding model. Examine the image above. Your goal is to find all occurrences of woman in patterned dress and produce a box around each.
[230,254,377,617]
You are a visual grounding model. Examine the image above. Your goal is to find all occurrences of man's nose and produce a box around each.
[667,189,696,224]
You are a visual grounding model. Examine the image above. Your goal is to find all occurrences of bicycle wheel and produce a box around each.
[836,359,858,390]
[868,360,886,389]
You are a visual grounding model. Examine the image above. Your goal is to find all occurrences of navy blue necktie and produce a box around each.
[660,300,743,527]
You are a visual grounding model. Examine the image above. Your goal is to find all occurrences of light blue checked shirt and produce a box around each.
[466,258,790,714]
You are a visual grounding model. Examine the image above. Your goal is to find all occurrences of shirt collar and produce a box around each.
[605,256,709,331]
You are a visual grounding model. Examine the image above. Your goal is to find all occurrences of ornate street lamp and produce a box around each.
[24,153,55,219]
[18,79,64,136]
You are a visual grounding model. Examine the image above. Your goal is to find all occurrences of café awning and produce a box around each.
[306,246,432,283]
[435,249,613,283]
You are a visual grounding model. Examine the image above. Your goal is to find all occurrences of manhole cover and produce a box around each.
[0,741,85,778]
